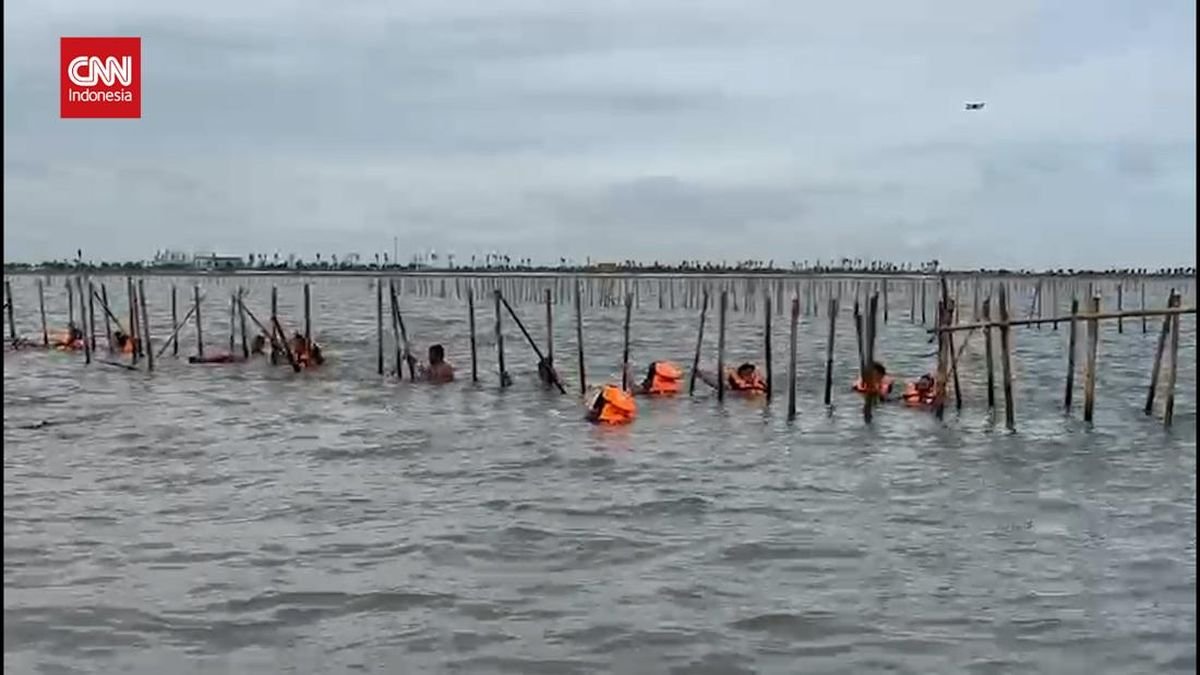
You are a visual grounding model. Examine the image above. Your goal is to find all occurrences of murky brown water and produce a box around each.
[4,274,1196,674]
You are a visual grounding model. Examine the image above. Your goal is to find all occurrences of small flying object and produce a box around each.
[965,102,986,111]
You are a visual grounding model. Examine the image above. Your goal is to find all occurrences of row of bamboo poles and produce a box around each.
[4,273,1194,429]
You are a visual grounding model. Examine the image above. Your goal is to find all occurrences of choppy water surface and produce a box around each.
[4,275,1196,674]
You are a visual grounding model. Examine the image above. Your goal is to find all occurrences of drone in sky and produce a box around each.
[965,102,986,111]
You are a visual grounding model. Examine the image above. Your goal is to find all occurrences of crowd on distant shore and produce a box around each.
[3,257,1194,277]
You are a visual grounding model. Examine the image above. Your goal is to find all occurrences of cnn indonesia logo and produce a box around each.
[60,37,141,118]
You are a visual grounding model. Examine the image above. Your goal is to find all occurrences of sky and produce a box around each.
[3,0,1196,268]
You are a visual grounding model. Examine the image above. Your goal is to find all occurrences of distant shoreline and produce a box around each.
[2,266,1195,281]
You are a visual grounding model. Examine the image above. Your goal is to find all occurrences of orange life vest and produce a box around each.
[901,381,937,407]
[727,369,767,394]
[586,385,637,425]
[853,375,894,397]
[644,361,683,395]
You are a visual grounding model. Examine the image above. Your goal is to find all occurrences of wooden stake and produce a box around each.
[4,280,16,343]
[1065,298,1079,412]
[67,280,75,329]
[983,297,995,410]
[76,278,91,364]
[544,288,554,367]
[102,284,113,351]
[128,278,139,365]
[764,292,773,401]
[87,280,96,352]
[1164,298,1181,427]
[1117,284,1123,333]
[920,280,927,324]
[238,288,249,359]
[468,286,478,383]
[193,284,204,360]
[998,284,1015,431]
[934,301,948,420]
[38,279,48,347]
[881,280,888,323]
[139,279,153,372]
[303,283,312,348]
[375,279,384,375]
[1083,296,1100,423]
[575,279,586,395]
[824,297,838,406]
[229,293,236,353]
[1144,290,1177,416]
[621,292,632,390]
[270,286,278,366]
[688,289,709,396]
[1141,282,1147,333]
[717,289,727,403]
[494,289,509,388]
[787,295,799,420]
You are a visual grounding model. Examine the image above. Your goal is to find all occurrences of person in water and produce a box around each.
[622,360,684,395]
[405,344,455,383]
[54,323,85,350]
[585,384,637,424]
[696,362,768,394]
[853,361,895,399]
[283,332,325,368]
[901,373,938,407]
[112,329,138,354]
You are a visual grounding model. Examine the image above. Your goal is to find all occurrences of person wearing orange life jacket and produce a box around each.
[901,373,938,407]
[112,330,141,355]
[852,361,895,400]
[695,362,768,395]
[622,360,684,395]
[585,384,638,425]
[286,332,325,368]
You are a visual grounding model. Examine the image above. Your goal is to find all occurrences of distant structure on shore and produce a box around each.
[3,253,1194,278]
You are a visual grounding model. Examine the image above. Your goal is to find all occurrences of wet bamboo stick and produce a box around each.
[882,280,888,323]
[983,297,995,410]
[787,295,799,420]
[468,286,478,383]
[38,280,48,347]
[270,286,279,366]
[304,283,312,348]
[688,289,709,396]
[575,279,586,395]
[863,293,878,423]
[717,289,727,403]
[621,292,632,391]
[229,293,236,353]
[193,284,203,360]
[67,280,75,328]
[494,289,509,388]
[153,296,203,359]
[127,278,139,365]
[1164,300,1181,427]
[1064,298,1079,412]
[139,279,153,371]
[1144,291,1177,415]
[930,306,1195,333]
[1116,284,1123,333]
[545,288,554,367]
[1141,282,1146,333]
[375,280,384,375]
[1083,296,1100,423]
[998,284,1015,430]
[238,288,249,359]
[3,280,14,343]
[934,301,948,420]
[824,298,838,406]
[101,284,113,350]
[920,280,927,324]
[763,292,773,401]
[76,278,91,364]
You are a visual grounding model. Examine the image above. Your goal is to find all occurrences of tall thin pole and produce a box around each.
[998,284,1015,431]
[1145,291,1177,416]
[238,288,249,359]
[193,284,204,359]
[375,279,384,375]
[717,289,727,402]
[574,279,586,395]
[763,292,773,401]
[1083,295,1100,423]
[544,288,554,367]
[76,277,91,364]
[101,283,112,350]
[468,286,479,382]
[38,279,48,347]
[139,279,154,372]
[787,295,799,420]
[688,289,709,396]
[86,280,96,352]
[1064,298,1079,412]
[494,289,509,388]
[1164,299,1181,427]
[303,283,312,348]
[824,298,838,406]
[621,292,632,390]
[128,277,139,365]
[983,297,995,410]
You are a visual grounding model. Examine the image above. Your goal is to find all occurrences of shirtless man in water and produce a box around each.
[406,344,455,383]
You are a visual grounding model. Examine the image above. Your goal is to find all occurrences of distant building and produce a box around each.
[193,254,244,270]
[153,249,190,266]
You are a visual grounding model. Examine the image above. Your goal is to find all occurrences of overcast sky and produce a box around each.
[4,0,1196,267]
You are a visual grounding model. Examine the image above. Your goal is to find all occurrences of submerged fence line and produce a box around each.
[4,271,1196,431]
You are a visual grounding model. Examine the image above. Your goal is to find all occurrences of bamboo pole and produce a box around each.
[881,280,888,323]
[1144,291,1177,415]
[1164,298,1181,427]
[717,289,727,402]
[468,286,478,383]
[303,283,312,348]
[270,286,279,366]
[934,301,948,420]
[545,288,554,367]
[499,295,566,394]
[998,285,1015,430]
[128,278,139,365]
[574,279,586,395]
[3,280,14,343]
[983,297,995,410]
[102,284,113,351]
[1141,282,1147,333]
[920,280,927,324]
[764,292,773,401]
[787,295,799,420]
[688,289,709,396]
[228,293,236,353]
[930,306,1195,333]
[153,296,203,359]
[375,279,384,375]
[76,278,91,364]
[1116,284,1123,333]
[943,280,963,412]
[824,297,838,406]
[1064,298,1079,412]
[87,280,96,352]
[238,288,248,359]
[494,289,509,388]
[67,280,75,328]
[139,279,153,372]
[1083,296,1100,423]
[38,280,48,347]
[621,292,632,391]
[863,292,878,423]
[193,284,203,360]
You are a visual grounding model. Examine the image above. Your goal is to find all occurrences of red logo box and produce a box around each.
[60,37,141,118]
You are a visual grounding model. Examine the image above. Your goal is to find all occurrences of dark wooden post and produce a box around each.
[1164,297,1181,427]
[375,279,384,375]
[983,297,995,410]
[998,285,1015,431]
[38,279,48,347]
[102,284,113,351]
[621,292,632,390]
[763,292,773,401]
[1064,298,1079,412]
[717,289,727,402]
[787,295,799,420]
[544,288,554,367]
[824,297,838,406]
[170,286,178,356]
[139,279,153,372]
[494,289,509,388]
[688,289,709,396]
[467,286,478,382]
[574,279,586,394]
[1083,296,1100,423]
[193,284,204,360]
[1144,291,1177,415]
